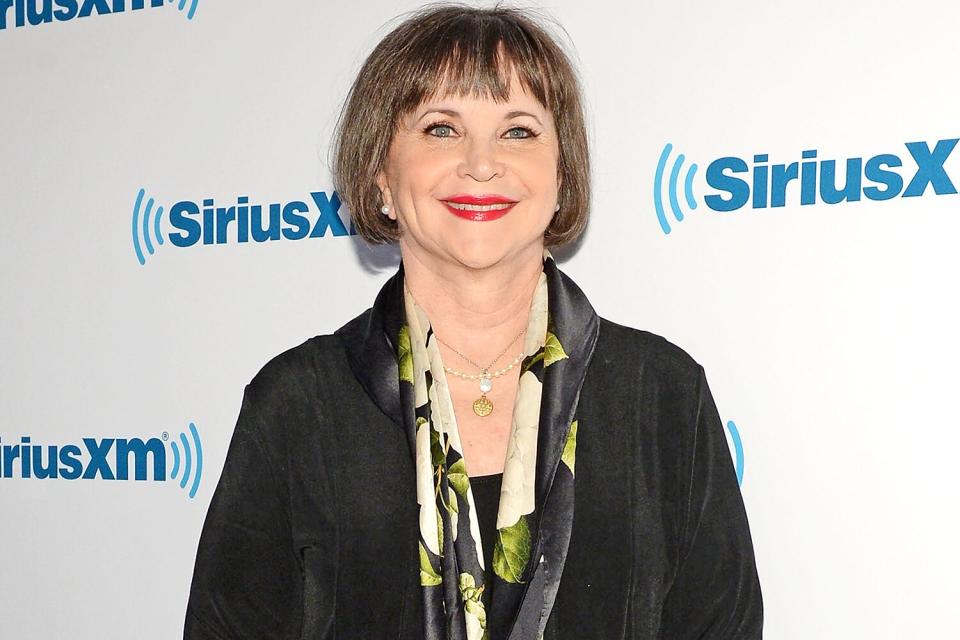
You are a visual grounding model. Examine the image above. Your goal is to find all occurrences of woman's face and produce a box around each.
[377,71,561,272]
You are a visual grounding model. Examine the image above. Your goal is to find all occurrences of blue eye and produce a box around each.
[426,123,455,138]
[505,127,534,139]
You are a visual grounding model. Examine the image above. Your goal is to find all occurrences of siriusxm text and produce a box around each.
[0,436,165,481]
[0,0,162,29]
[704,138,958,211]
[168,191,355,247]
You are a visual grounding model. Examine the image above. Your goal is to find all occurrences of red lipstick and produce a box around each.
[441,193,518,222]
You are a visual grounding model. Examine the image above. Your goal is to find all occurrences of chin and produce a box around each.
[444,241,510,270]
[406,208,550,271]
[442,230,544,271]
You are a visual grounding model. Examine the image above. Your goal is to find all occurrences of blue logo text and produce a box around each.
[132,189,355,265]
[655,137,958,233]
[0,0,197,30]
[1,423,203,498]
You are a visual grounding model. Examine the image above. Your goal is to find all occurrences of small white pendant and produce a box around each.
[479,376,492,394]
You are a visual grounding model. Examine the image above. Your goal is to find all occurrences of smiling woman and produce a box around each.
[183,4,763,640]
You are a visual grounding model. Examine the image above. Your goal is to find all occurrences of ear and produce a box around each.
[376,169,398,221]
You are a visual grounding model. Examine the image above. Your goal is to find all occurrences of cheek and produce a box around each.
[519,141,561,183]
[525,155,561,194]
[392,152,449,200]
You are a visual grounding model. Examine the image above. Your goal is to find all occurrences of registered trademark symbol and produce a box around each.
[162,431,169,441]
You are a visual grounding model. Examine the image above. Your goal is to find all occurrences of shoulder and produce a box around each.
[586,316,708,428]
[229,332,361,473]
[242,333,351,411]
[250,333,342,384]
[594,316,704,384]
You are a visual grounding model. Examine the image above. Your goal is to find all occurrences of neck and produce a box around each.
[400,242,545,368]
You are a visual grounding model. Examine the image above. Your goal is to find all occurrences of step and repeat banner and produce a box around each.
[2,1,958,637]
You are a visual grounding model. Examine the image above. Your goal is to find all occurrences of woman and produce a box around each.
[184,4,762,639]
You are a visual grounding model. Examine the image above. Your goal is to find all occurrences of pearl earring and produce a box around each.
[554,203,561,212]
[381,205,390,215]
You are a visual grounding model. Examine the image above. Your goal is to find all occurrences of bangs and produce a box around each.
[390,12,557,116]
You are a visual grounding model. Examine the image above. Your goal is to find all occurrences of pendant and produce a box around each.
[473,395,493,417]
[473,372,494,417]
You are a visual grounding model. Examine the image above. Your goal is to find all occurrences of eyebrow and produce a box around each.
[417,108,543,126]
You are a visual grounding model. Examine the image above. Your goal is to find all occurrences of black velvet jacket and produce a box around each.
[184,266,763,639]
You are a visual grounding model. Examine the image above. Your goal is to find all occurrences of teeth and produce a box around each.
[446,202,514,211]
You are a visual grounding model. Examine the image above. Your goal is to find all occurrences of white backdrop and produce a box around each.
[2,1,958,637]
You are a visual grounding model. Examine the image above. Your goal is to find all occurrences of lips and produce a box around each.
[442,194,518,222]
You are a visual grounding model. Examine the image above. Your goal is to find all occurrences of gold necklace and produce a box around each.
[404,283,525,417]
[433,330,526,417]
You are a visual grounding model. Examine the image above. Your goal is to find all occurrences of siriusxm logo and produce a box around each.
[132,188,355,265]
[654,137,959,234]
[0,0,197,30]
[1,422,203,498]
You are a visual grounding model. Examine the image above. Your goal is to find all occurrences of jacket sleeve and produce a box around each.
[183,383,303,639]
[659,366,763,639]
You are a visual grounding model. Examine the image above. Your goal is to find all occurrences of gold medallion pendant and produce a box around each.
[473,395,494,417]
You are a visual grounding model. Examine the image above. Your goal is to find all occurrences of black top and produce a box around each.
[470,472,503,598]
[184,315,763,639]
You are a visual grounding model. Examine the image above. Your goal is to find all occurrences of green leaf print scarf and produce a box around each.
[396,249,599,640]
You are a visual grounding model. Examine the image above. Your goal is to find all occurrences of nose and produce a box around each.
[457,136,505,182]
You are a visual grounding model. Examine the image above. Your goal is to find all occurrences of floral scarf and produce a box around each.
[336,249,599,639]
[396,250,598,640]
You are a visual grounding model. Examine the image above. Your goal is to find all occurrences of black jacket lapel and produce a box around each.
[506,256,600,639]
[335,265,408,439]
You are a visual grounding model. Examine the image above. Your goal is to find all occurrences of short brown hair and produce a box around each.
[331,2,590,246]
